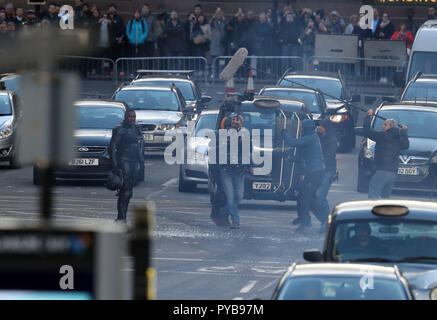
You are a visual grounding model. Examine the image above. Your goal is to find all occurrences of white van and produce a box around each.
[406,20,437,82]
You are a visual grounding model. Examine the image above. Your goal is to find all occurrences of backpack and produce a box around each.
[128,19,145,34]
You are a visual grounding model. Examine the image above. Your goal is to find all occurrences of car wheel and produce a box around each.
[178,166,196,192]
[357,168,369,193]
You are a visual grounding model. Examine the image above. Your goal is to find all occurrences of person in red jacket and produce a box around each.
[391,24,414,50]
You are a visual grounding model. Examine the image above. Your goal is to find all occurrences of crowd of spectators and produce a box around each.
[0,1,434,64]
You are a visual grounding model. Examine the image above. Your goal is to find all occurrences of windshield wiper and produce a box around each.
[349,258,394,262]
[396,256,437,262]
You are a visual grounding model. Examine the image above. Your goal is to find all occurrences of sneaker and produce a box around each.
[230,222,240,229]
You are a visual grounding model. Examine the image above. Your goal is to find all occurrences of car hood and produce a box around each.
[135,110,183,125]
[0,115,13,128]
[402,137,437,158]
[74,129,112,146]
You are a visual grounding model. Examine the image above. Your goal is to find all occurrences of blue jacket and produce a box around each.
[126,19,148,46]
[283,119,325,173]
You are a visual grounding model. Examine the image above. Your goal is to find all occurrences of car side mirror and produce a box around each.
[351,94,360,103]
[201,95,212,103]
[184,105,195,113]
[303,249,323,262]
[355,126,364,136]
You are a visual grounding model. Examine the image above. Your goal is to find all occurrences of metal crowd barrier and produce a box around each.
[306,56,408,95]
[212,56,304,82]
[114,57,208,85]
[56,55,115,81]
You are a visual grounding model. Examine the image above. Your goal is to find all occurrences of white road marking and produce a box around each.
[240,280,257,293]
[146,178,178,200]
[233,297,244,300]
[153,257,203,262]
[162,178,178,187]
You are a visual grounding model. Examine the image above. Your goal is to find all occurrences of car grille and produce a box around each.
[140,124,156,132]
[75,146,106,153]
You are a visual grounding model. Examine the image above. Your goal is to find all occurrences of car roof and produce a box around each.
[118,85,175,91]
[282,71,340,80]
[251,96,306,108]
[412,75,437,82]
[379,102,437,112]
[132,78,192,84]
[261,86,318,94]
[0,73,19,80]
[332,199,437,221]
[290,263,399,279]
[75,100,126,108]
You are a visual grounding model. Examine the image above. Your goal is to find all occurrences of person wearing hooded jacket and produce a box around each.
[283,119,325,232]
[126,9,148,57]
[364,109,409,199]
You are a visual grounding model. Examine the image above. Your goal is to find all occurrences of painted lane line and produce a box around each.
[153,257,203,262]
[240,280,258,294]
[233,297,244,300]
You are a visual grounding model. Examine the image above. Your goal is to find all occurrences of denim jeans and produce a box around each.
[368,170,397,199]
[312,171,333,224]
[219,168,245,224]
[298,170,325,225]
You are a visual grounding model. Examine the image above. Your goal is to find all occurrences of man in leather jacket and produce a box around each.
[109,109,144,221]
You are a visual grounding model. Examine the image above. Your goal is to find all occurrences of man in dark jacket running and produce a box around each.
[313,119,337,232]
[364,109,409,199]
[283,119,325,232]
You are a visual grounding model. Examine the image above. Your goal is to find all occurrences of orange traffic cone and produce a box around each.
[246,71,255,94]
[225,77,235,98]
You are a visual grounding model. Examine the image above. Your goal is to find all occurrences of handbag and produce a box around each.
[193,35,206,44]
[105,169,124,191]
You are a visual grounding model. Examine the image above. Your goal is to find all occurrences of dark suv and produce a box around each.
[277,71,360,152]
[357,101,437,193]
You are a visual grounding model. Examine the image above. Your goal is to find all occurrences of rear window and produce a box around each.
[77,106,124,129]
[0,95,12,115]
[277,276,407,300]
[133,80,195,101]
[402,81,437,101]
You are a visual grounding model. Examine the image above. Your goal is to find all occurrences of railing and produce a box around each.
[114,56,208,85]
[55,55,115,81]
[212,56,304,82]
[306,56,408,94]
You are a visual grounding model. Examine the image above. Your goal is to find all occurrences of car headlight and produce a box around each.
[0,125,12,139]
[157,124,178,131]
[430,287,437,300]
[330,114,348,123]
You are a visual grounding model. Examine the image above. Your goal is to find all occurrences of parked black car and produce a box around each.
[303,199,437,300]
[0,91,22,168]
[357,102,437,193]
[33,100,145,184]
[277,71,360,152]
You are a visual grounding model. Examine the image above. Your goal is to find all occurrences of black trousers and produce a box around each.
[117,160,139,220]
[297,170,325,224]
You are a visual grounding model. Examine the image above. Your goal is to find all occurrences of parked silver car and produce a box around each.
[0,91,22,168]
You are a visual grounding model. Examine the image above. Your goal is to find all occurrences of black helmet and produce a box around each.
[105,171,123,191]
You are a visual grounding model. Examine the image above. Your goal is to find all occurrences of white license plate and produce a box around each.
[143,134,154,141]
[68,158,99,166]
[252,182,271,190]
[397,167,419,175]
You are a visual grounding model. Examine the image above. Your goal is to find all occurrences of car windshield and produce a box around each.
[402,81,437,101]
[279,77,342,100]
[0,95,12,115]
[194,114,218,137]
[133,80,195,101]
[407,52,437,81]
[333,220,437,263]
[373,109,437,139]
[277,276,407,300]
[77,106,124,129]
[114,90,180,111]
[260,89,320,113]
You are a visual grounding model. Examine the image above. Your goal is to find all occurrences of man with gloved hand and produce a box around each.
[283,119,325,232]
[109,109,144,222]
